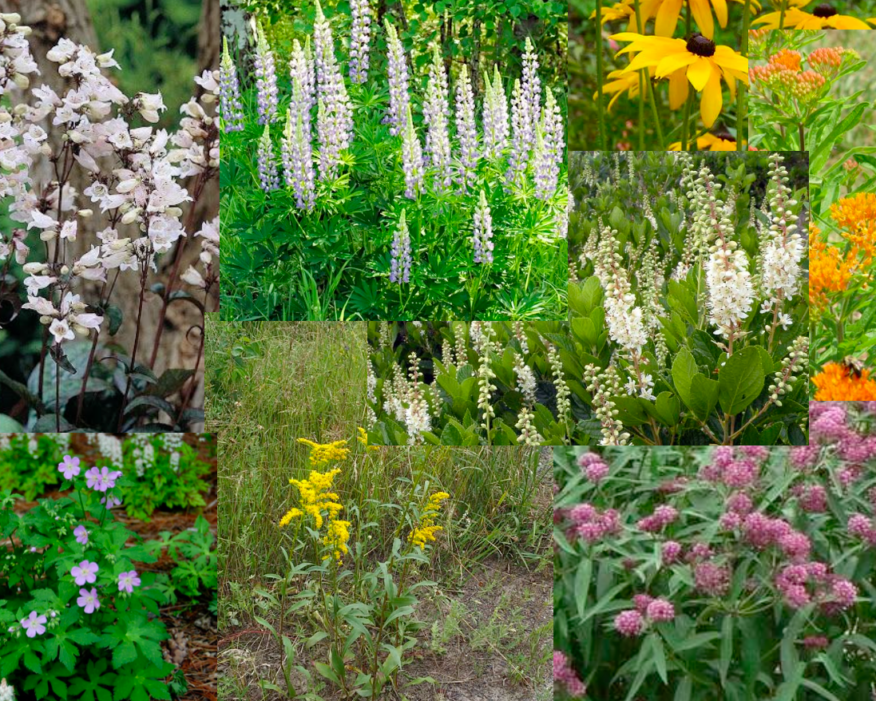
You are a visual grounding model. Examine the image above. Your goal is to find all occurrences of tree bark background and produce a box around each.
[3,0,219,423]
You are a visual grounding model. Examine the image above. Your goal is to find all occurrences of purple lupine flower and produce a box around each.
[74,525,88,546]
[58,455,81,479]
[482,65,509,160]
[348,0,372,84]
[532,89,563,200]
[220,36,244,132]
[20,611,47,638]
[118,570,141,593]
[384,19,410,137]
[423,46,452,192]
[257,124,280,192]
[455,64,478,191]
[289,37,315,113]
[253,21,279,125]
[521,37,542,143]
[76,587,100,614]
[314,0,353,181]
[473,189,494,264]
[71,560,99,586]
[281,91,315,211]
[402,104,424,199]
[389,210,412,284]
[505,78,531,189]
[84,466,101,490]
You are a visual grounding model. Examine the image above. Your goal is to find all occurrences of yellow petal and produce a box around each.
[713,0,729,26]
[830,15,873,28]
[687,57,714,92]
[655,51,697,78]
[655,0,683,35]
[700,69,722,128]
[668,69,689,110]
[689,0,715,38]
[713,46,748,74]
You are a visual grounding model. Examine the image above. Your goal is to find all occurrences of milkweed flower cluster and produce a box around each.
[553,651,587,697]
[253,20,279,125]
[775,564,857,612]
[220,37,244,132]
[566,502,622,544]
[408,491,449,550]
[577,452,609,483]
[636,505,678,532]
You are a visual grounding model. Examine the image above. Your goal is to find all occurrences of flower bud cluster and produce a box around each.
[584,363,628,446]
[548,341,571,420]
[768,335,807,405]
[775,563,857,613]
[637,505,678,532]
[759,153,802,311]
[389,209,412,284]
[567,502,622,543]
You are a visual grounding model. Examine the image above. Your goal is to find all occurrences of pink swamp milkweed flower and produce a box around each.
[257,124,280,193]
[348,0,372,84]
[253,20,279,125]
[662,541,682,564]
[578,452,609,482]
[472,189,494,264]
[454,64,478,192]
[219,37,244,132]
[383,19,409,137]
[694,562,731,596]
[614,609,644,636]
[646,598,675,622]
[401,105,424,199]
[553,651,587,697]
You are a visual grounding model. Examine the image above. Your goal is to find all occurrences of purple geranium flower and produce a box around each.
[98,467,122,491]
[21,611,47,638]
[74,525,88,546]
[71,560,99,586]
[101,495,122,509]
[118,570,141,594]
[84,466,102,490]
[76,588,100,614]
[58,455,81,479]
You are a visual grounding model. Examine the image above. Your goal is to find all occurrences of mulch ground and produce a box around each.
[8,433,218,701]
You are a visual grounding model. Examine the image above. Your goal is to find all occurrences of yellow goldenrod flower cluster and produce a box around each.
[408,492,450,551]
[286,468,343,529]
[357,427,379,452]
[297,438,350,466]
[322,518,352,561]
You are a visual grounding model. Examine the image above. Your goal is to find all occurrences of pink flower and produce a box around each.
[783,584,811,609]
[633,594,653,613]
[726,492,753,514]
[21,611,47,638]
[71,560,98,585]
[779,532,811,562]
[719,512,742,530]
[662,541,682,564]
[577,522,604,543]
[712,446,734,467]
[739,446,769,462]
[553,651,586,697]
[830,578,857,609]
[76,587,100,614]
[646,598,675,622]
[847,514,874,538]
[73,525,88,545]
[723,460,758,488]
[798,485,827,513]
[694,562,730,596]
[802,635,829,649]
[614,610,644,637]
[583,460,609,483]
[84,466,102,490]
[790,445,819,470]
[569,504,598,525]
[118,570,141,593]
[58,455,81,479]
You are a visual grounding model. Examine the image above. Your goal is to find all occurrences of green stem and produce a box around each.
[595,0,607,150]
[738,0,751,152]
[632,0,646,150]
[646,78,664,150]
[779,0,788,29]
[682,89,695,151]
[798,122,804,151]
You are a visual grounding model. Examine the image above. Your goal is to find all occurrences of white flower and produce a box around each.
[28,210,57,230]
[180,266,205,288]
[0,677,15,701]
[49,318,74,345]
[60,220,77,240]
[22,296,57,316]
[135,92,166,123]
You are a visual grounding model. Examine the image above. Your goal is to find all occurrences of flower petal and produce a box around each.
[687,58,714,92]
[655,0,683,36]
[655,51,698,78]
[668,69,689,110]
[700,69,723,128]
[689,0,715,38]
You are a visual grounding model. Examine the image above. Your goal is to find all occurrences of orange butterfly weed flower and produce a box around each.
[809,224,856,310]
[813,362,876,401]
[830,193,876,264]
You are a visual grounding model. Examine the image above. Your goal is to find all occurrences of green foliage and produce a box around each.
[0,484,173,700]
[569,152,808,445]
[148,515,217,600]
[0,434,67,500]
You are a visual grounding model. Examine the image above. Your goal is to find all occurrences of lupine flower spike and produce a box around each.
[401,105,424,199]
[423,45,452,192]
[482,65,509,160]
[532,89,563,201]
[253,20,278,125]
[289,38,316,113]
[384,19,410,136]
[455,64,478,191]
[257,124,280,193]
[219,37,244,132]
[314,0,353,181]
[348,0,373,84]
[505,78,531,189]
[390,209,413,284]
[281,92,316,211]
[473,190,494,264]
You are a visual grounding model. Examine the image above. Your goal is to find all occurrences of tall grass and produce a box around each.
[208,320,550,593]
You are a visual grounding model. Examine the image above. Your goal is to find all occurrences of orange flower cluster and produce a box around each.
[813,362,876,401]
[750,47,850,102]
[830,192,876,263]
[809,224,856,311]
[809,47,844,72]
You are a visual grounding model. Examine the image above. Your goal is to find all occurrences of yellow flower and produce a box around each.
[611,32,748,128]
[297,438,350,467]
[279,507,303,527]
[322,519,351,561]
[288,468,343,529]
[408,492,450,551]
[592,0,759,38]
[753,4,872,28]
[668,131,737,150]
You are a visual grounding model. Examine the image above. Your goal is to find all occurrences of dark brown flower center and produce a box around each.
[686,33,716,58]
[713,130,734,142]
[813,3,837,16]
